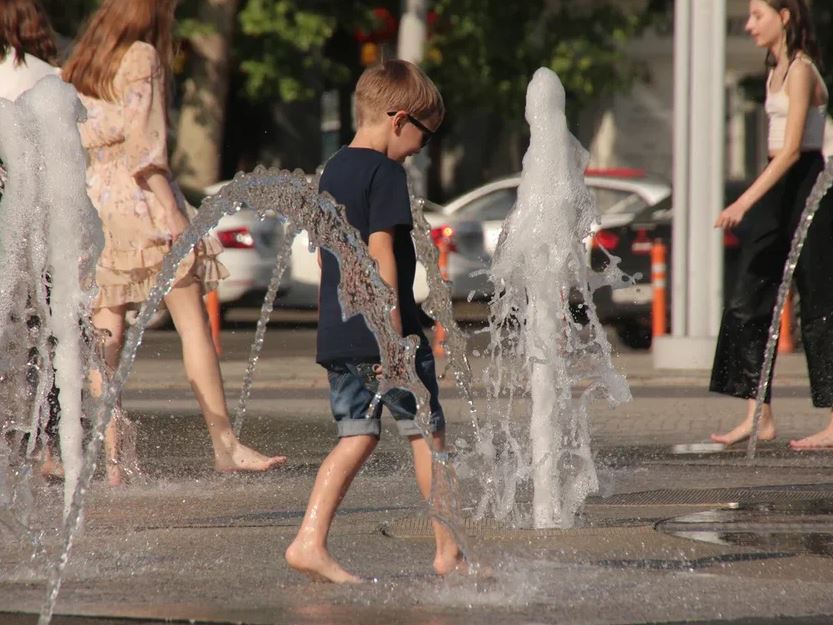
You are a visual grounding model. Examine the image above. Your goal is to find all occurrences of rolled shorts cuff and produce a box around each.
[393,410,446,438]
[336,418,382,438]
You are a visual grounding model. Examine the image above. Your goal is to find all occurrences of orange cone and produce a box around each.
[205,290,222,356]
[432,239,450,358]
[778,290,795,353]
[651,239,668,339]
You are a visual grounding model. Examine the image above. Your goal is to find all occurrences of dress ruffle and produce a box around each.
[94,234,229,309]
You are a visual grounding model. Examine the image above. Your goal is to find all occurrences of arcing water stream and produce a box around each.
[27,162,474,623]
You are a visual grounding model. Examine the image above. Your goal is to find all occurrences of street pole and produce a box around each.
[654,0,726,369]
[398,0,427,63]
[397,0,430,199]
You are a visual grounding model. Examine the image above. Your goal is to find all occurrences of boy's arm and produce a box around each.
[368,228,403,336]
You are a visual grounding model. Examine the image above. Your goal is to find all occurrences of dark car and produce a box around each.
[426,170,675,342]
[590,182,745,348]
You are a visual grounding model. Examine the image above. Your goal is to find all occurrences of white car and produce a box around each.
[201,181,293,308]
[203,181,430,311]
[423,169,673,301]
[277,228,430,308]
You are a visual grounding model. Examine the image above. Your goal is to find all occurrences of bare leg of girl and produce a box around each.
[163,279,286,471]
[89,305,128,486]
[789,411,833,448]
[710,399,777,446]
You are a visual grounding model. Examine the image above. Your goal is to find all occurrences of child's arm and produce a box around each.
[144,171,189,240]
[368,228,403,336]
[716,61,815,229]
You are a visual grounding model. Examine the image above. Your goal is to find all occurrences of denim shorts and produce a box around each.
[324,347,446,438]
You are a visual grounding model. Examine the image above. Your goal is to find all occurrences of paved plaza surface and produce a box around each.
[2,318,833,625]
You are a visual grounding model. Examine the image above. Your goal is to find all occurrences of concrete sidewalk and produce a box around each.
[2,328,833,625]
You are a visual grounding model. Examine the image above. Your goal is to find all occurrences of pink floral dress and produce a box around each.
[77,41,227,309]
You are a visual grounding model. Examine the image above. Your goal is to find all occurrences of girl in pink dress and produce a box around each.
[63,0,285,484]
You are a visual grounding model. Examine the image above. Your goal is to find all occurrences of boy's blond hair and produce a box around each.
[355,59,444,127]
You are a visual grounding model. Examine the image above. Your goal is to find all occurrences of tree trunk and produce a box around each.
[172,0,238,192]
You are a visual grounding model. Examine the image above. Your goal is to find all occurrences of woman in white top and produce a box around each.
[0,0,63,477]
[710,0,833,448]
[0,0,58,102]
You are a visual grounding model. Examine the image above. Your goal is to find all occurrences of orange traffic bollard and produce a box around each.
[432,238,450,358]
[778,290,795,353]
[205,289,222,356]
[651,239,667,338]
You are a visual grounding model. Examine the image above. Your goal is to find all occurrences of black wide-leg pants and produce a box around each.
[710,151,833,407]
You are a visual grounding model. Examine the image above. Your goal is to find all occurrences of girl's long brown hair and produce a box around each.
[63,0,176,102]
[0,0,57,65]
[764,0,823,70]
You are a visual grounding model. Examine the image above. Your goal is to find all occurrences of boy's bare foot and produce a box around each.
[710,416,776,446]
[214,441,286,473]
[790,424,833,449]
[285,539,363,584]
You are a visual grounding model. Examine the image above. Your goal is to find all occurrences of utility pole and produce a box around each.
[172,0,239,190]
[397,0,430,198]
[653,0,726,369]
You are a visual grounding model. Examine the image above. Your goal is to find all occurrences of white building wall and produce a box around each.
[587,0,770,182]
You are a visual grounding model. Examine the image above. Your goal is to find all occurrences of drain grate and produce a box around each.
[588,484,833,506]
[381,516,654,539]
[656,500,833,557]
[384,485,833,539]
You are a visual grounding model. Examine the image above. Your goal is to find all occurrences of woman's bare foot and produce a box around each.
[433,548,467,576]
[214,441,286,473]
[39,453,64,480]
[710,413,776,446]
[285,539,363,584]
[107,461,125,487]
[790,423,833,449]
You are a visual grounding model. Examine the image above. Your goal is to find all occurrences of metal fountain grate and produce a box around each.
[381,515,655,539]
[588,483,833,506]
[383,484,833,539]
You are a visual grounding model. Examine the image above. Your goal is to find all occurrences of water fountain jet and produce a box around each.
[474,67,631,529]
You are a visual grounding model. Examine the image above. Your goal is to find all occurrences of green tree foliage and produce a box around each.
[424,0,662,129]
[44,0,658,117]
[229,0,394,102]
[41,0,99,50]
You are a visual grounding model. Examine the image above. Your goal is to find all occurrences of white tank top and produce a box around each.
[766,55,828,153]
[0,51,58,101]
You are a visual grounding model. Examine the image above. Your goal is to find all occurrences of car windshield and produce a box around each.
[450,182,651,222]
[591,186,648,215]
[454,187,518,221]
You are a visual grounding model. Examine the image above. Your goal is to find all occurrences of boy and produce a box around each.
[285,60,463,583]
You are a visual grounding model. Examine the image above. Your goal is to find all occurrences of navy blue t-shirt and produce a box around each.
[316,147,426,364]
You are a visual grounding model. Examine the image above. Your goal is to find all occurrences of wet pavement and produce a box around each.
[2,321,833,625]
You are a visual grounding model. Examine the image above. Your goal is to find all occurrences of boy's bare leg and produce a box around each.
[90,305,128,486]
[409,432,465,576]
[164,281,285,472]
[285,434,377,583]
[790,411,833,448]
[710,399,776,445]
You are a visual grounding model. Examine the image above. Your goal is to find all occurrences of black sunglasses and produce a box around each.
[387,111,434,147]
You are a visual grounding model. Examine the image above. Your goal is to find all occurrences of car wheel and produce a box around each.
[616,320,652,350]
